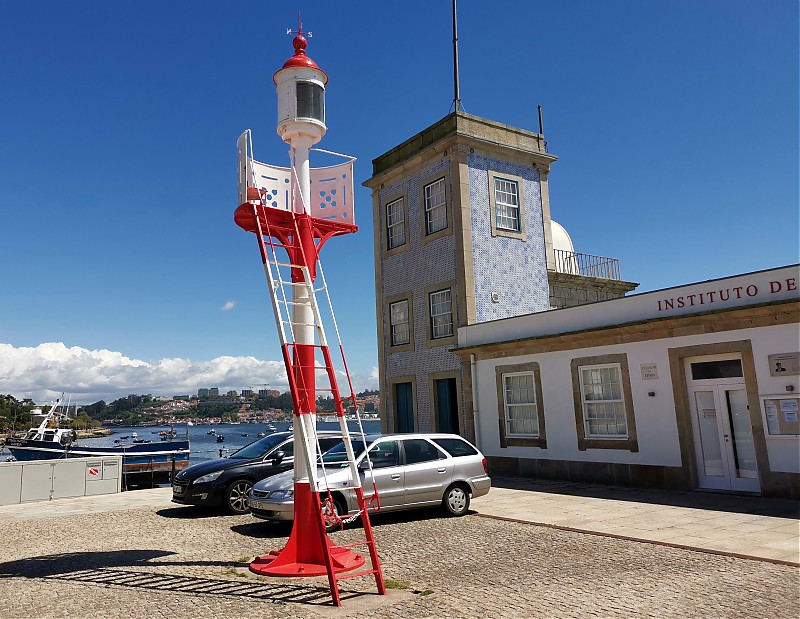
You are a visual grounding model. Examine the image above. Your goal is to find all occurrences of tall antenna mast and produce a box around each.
[452,0,462,112]
[538,104,544,136]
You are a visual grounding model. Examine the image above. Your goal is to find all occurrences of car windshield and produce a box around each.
[228,435,287,460]
[320,440,368,467]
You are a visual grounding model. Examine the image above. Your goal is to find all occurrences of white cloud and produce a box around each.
[0,342,285,404]
[221,301,237,311]
[0,343,379,404]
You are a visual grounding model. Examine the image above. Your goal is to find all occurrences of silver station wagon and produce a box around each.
[247,433,491,526]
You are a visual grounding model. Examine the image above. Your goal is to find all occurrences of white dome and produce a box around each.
[551,220,578,274]
[551,220,575,253]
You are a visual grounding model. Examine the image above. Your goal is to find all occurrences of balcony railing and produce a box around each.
[552,249,621,280]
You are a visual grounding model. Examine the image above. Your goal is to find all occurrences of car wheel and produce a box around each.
[226,479,253,514]
[323,495,348,533]
[442,483,471,516]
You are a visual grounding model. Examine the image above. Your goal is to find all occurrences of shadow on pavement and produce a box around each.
[230,521,292,538]
[156,506,227,519]
[230,508,474,539]
[0,550,175,578]
[0,549,365,605]
[492,476,800,519]
[366,508,474,528]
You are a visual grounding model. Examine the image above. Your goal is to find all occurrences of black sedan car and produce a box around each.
[171,431,342,514]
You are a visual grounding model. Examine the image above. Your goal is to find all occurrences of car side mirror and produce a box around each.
[359,459,371,471]
[272,451,285,466]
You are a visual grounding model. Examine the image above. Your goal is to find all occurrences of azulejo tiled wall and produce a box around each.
[379,159,461,432]
[468,154,550,322]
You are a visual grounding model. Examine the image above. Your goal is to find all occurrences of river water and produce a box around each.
[2,419,382,465]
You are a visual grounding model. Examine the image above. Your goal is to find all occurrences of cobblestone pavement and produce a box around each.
[1,504,797,618]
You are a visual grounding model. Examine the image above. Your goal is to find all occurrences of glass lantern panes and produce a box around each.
[296,81,324,122]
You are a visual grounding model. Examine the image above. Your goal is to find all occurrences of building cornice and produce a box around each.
[363,112,557,188]
[453,299,800,359]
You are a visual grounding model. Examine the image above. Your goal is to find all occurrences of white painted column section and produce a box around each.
[291,136,316,486]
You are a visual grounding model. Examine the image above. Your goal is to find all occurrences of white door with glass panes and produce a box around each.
[686,357,759,492]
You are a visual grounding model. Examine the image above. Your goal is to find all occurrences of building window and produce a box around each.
[579,364,627,438]
[389,300,410,346]
[429,289,453,339]
[494,177,520,232]
[488,171,526,240]
[424,178,447,235]
[571,354,638,452]
[494,362,546,449]
[503,372,539,437]
[386,197,406,249]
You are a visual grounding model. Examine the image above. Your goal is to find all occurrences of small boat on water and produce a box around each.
[160,427,178,441]
[5,396,190,481]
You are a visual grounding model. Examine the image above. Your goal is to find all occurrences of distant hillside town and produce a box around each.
[0,389,380,431]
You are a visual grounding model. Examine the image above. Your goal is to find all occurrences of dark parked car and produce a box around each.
[171,431,342,514]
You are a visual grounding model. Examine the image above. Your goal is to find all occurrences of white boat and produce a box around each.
[5,395,190,479]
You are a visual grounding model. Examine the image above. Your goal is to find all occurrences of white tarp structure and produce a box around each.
[238,130,355,226]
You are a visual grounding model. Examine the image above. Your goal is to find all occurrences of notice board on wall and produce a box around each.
[762,397,800,436]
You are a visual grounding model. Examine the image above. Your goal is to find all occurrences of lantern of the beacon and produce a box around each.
[274,34,328,216]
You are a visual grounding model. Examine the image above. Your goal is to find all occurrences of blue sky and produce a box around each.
[0,1,797,403]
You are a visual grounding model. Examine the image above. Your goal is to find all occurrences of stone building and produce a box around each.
[364,111,637,439]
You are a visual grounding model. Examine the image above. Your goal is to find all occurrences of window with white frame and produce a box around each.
[386,197,406,249]
[424,178,447,235]
[389,300,410,346]
[579,364,628,438]
[494,177,520,232]
[502,372,539,437]
[429,288,453,339]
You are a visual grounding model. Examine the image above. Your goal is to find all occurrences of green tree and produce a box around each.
[0,394,34,431]
[71,411,100,430]
[82,400,107,419]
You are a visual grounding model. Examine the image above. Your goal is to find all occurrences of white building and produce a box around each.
[456,265,800,498]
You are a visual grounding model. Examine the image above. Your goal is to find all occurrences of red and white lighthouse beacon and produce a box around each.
[236,26,386,606]
[273,29,328,522]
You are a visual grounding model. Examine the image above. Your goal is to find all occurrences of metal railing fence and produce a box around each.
[552,249,621,280]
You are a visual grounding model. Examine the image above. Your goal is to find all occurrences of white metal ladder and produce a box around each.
[246,195,386,604]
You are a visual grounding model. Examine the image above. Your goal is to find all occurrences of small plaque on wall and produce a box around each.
[640,363,658,380]
[768,352,800,376]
